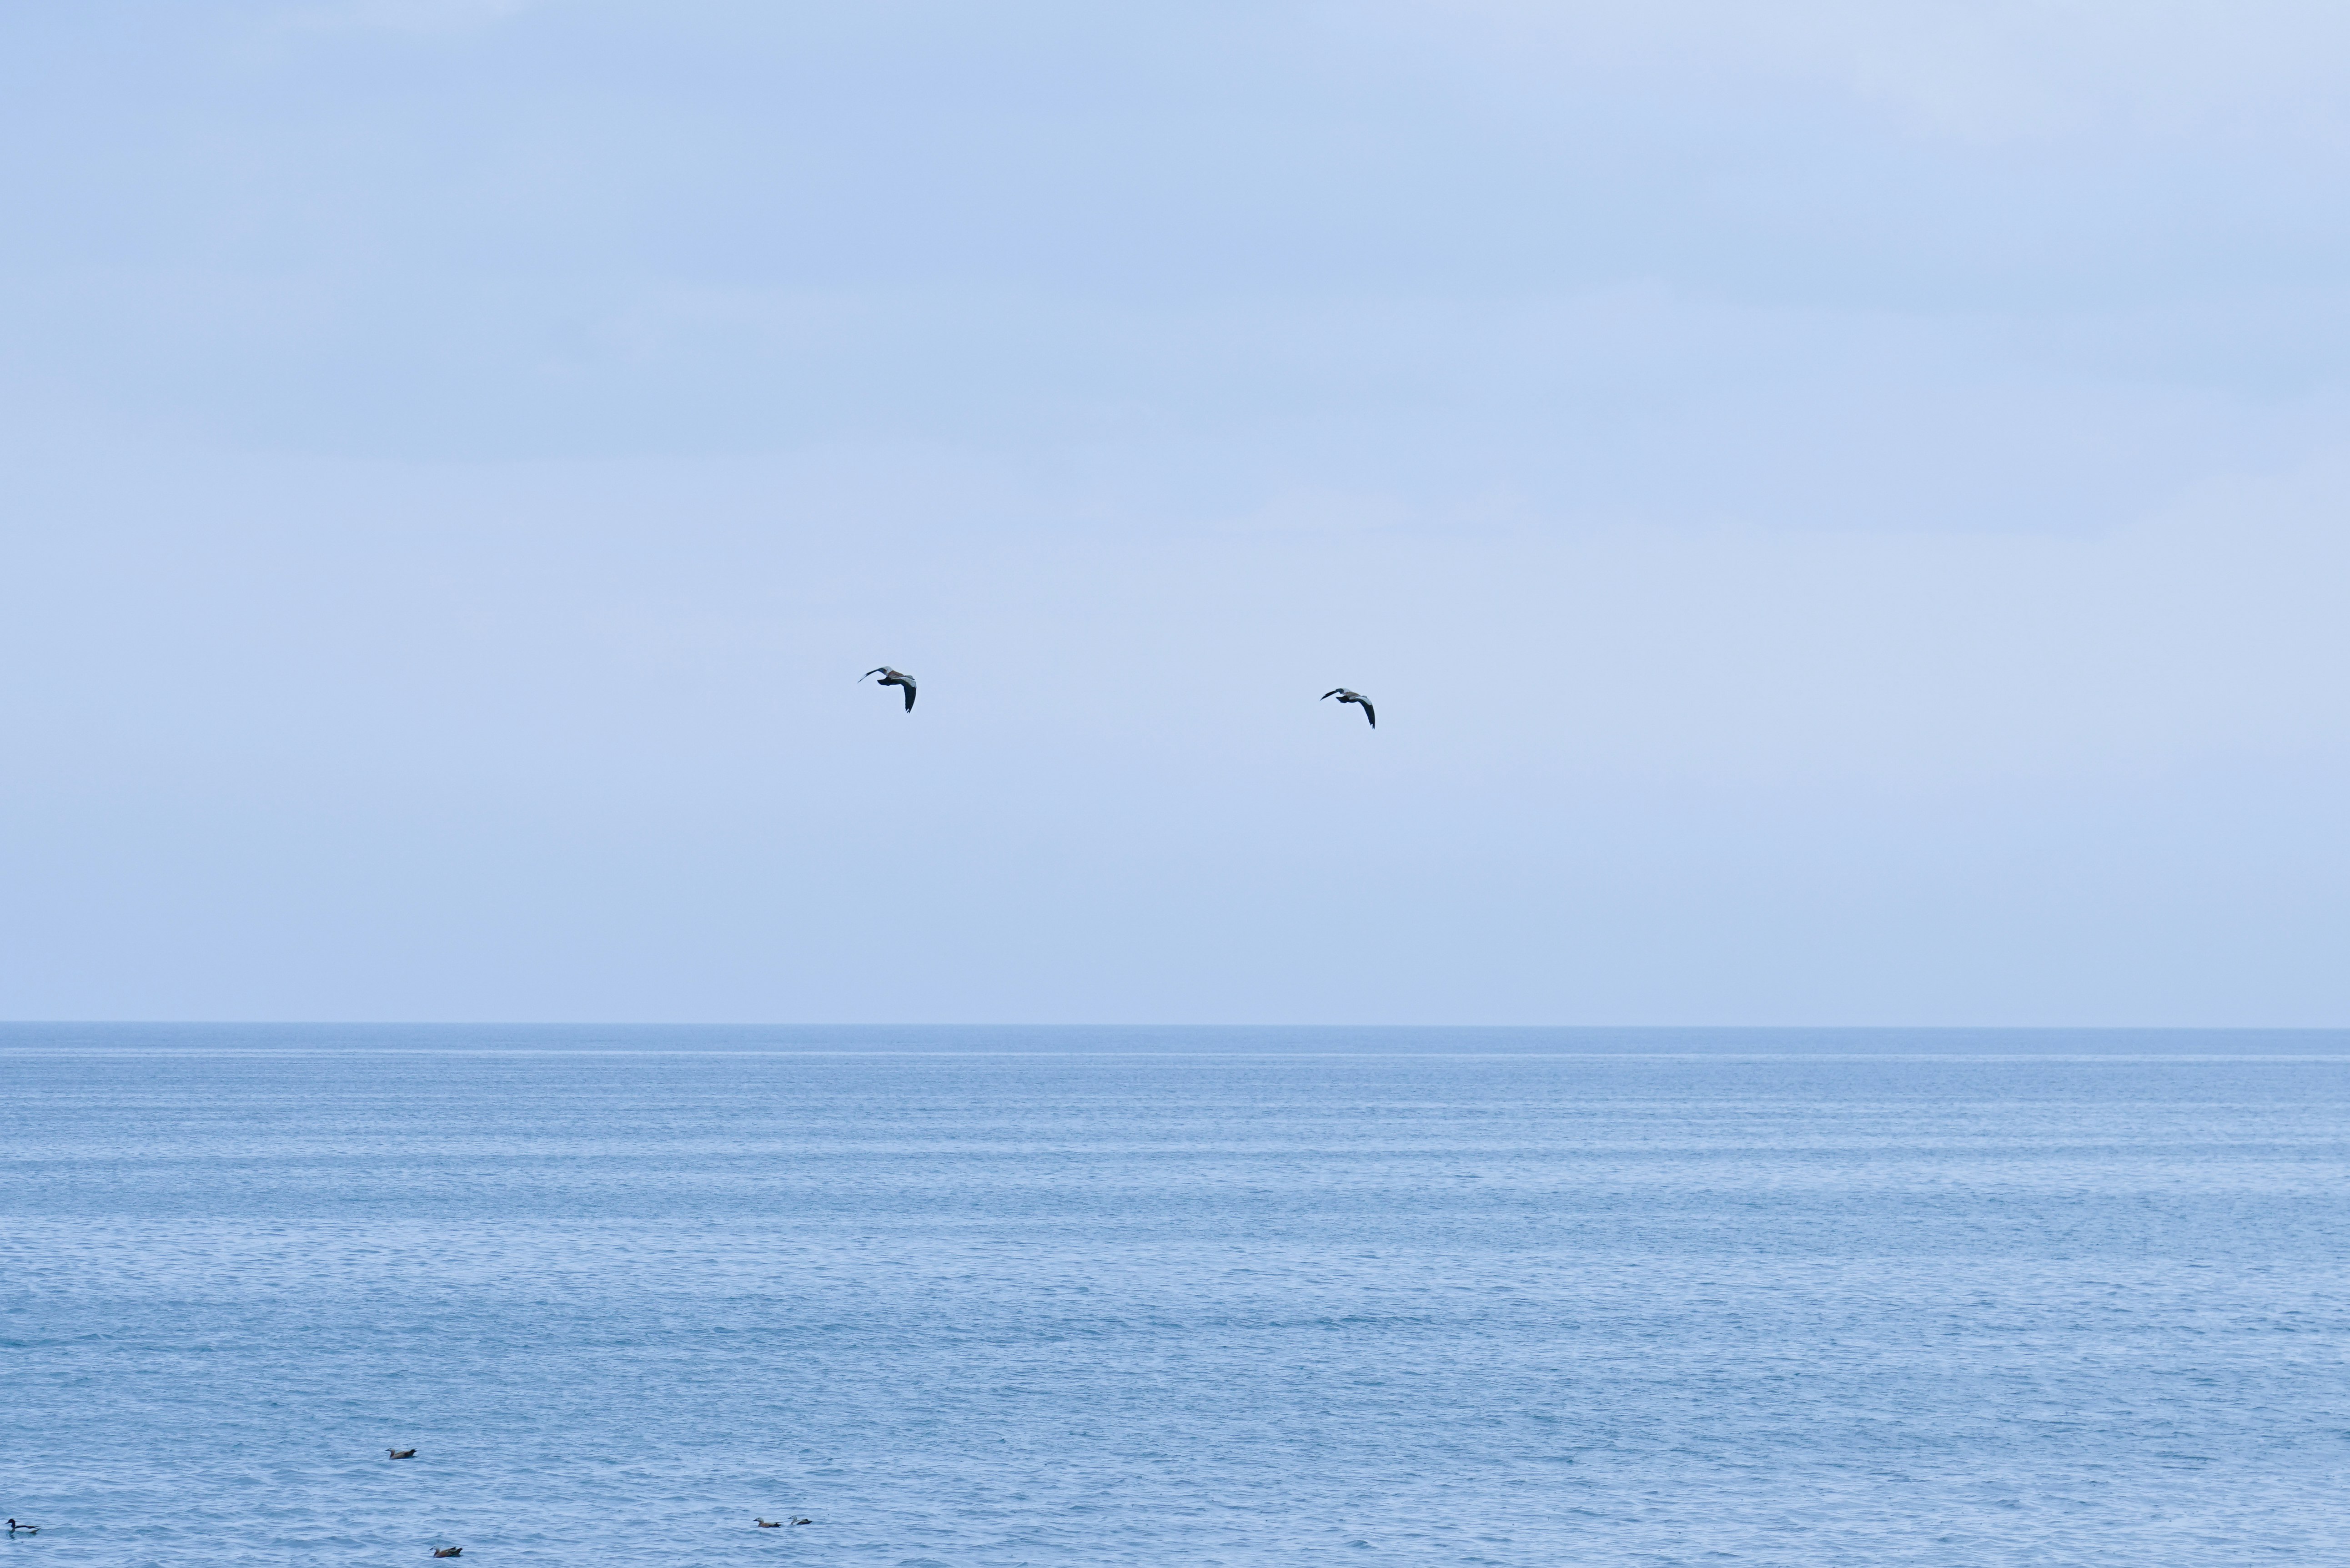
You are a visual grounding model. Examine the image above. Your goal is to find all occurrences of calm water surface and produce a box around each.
[4,1026,2347,1566]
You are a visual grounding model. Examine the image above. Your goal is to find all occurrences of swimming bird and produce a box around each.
[791,1517,813,1526]
[432,1550,463,1559]
[861,667,917,712]
[1321,688,1376,729]
[756,1518,781,1527]
[5,1520,36,1536]
[387,1448,416,1459]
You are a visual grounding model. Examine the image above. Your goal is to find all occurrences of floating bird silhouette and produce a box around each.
[790,1517,813,1526]
[387,1448,416,1459]
[861,667,917,712]
[1321,688,1376,729]
[432,1550,463,1559]
[756,1518,781,1528]
[6,1520,36,1536]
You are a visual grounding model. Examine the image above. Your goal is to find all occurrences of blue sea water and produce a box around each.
[3,1026,2348,1567]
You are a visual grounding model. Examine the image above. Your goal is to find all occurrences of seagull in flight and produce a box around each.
[862,667,917,712]
[1321,688,1375,728]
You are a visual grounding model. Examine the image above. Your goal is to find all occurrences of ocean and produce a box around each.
[3,1026,2346,1566]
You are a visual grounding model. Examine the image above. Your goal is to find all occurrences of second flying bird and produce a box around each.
[862,667,917,711]
[1322,688,1375,728]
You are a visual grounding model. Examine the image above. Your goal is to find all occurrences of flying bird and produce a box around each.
[1321,688,1376,729]
[861,667,917,712]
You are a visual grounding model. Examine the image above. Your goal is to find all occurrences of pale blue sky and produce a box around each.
[3,1,2346,1023]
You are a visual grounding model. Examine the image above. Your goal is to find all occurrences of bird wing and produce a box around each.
[902,682,916,711]
[861,668,887,680]
[1322,689,1343,700]
[1361,700,1375,728]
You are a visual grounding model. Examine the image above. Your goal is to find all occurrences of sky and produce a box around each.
[2,0,2347,1025]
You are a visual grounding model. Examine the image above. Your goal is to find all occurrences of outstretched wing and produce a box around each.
[902,681,917,712]
[1361,700,1375,728]
[1321,689,1343,700]
[862,667,887,680]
